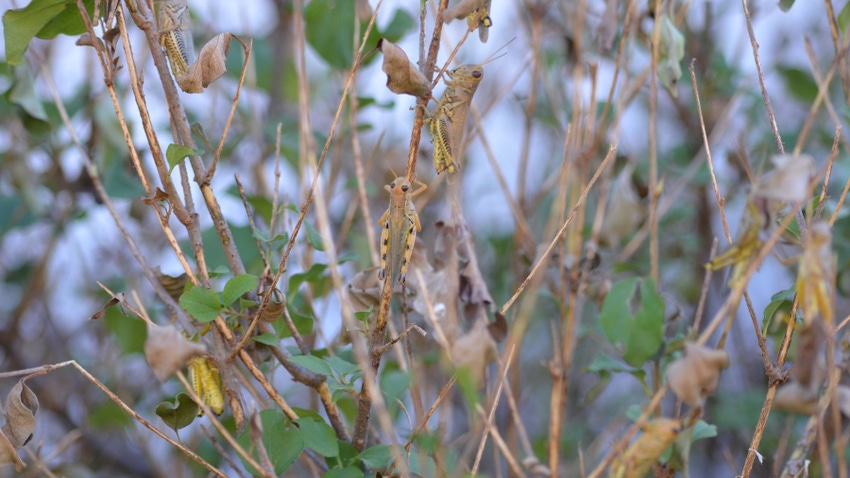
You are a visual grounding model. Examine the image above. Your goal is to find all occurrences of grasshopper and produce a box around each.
[187,356,224,416]
[430,44,509,174]
[467,0,492,43]
[158,1,193,79]
[430,64,485,174]
[379,177,426,286]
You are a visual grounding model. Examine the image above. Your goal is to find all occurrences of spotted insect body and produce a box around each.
[379,177,424,286]
[158,2,193,78]
[187,356,224,416]
[431,64,485,174]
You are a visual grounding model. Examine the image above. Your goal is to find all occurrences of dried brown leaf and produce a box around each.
[143,187,171,205]
[666,343,729,407]
[259,290,285,322]
[158,270,189,302]
[377,39,430,98]
[610,418,682,478]
[0,430,24,471]
[88,293,124,320]
[1,379,38,448]
[144,324,207,381]
[487,312,508,343]
[755,154,815,204]
[791,324,827,390]
[774,381,818,415]
[458,223,493,316]
[597,0,618,50]
[346,266,383,311]
[449,318,497,387]
[177,33,232,94]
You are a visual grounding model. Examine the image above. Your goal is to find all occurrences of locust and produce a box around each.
[467,0,492,43]
[430,43,509,174]
[379,176,426,286]
[187,356,224,416]
[430,63,485,174]
[158,1,193,79]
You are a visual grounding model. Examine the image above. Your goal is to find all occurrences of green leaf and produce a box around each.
[222,273,258,306]
[778,0,795,12]
[288,263,328,296]
[103,306,146,355]
[179,286,222,322]
[381,370,411,406]
[840,2,850,32]
[304,221,325,251]
[304,0,357,69]
[600,277,639,345]
[289,355,333,376]
[237,409,303,475]
[762,285,796,335]
[356,444,392,468]
[252,333,279,346]
[624,279,665,367]
[166,144,203,173]
[280,306,314,338]
[585,353,640,374]
[777,67,818,104]
[599,278,665,367]
[691,420,717,440]
[326,356,360,376]
[3,0,94,65]
[322,467,362,478]
[295,417,339,457]
[354,306,373,324]
[9,66,47,120]
[156,393,199,431]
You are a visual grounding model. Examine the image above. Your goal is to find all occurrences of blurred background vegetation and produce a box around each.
[1,0,849,476]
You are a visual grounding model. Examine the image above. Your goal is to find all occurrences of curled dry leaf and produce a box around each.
[178,33,232,94]
[144,324,207,381]
[1,379,38,448]
[0,430,24,471]
[657,14,684,96]
[159,271,189,302]
[791,323,826,390]
[774,381,818,415]
[796,222,835,327]
[666,343,729,407]
[597,0,618,50]
[259,290,285,322]
[600,162,645,248]
[754,154,814,204]
[346,266,383,311]
[377,39,430,98]
[457,222,494,318]
[88,293,125,320]
[610,418,682,478]
[449,318,497,387]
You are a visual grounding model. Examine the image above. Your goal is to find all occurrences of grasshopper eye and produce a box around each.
[390,181,397,189]
[472,70,482,78]
[402,184,409,192]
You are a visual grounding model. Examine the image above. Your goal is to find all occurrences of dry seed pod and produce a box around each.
[259,290,285,322]
[377,39,430,98]
[610,418,682,478]
[666,343,729,407]
[796,222,835,327]
[144,324,207,381]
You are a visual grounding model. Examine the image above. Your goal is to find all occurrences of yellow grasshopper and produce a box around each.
[430,45,508,174]
[467,0,492,43]
[187,356,224,416]
[379,176,426,286]
[158,0,193,79]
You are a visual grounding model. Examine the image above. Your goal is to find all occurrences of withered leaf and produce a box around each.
[177,33,232,94]
[144,324,207,381]
[143,187,171,205]
[1,379,38,448]
[0,430,24,471]
[377,39,430,98]
[774,381,818,415]
[666,343,729,407]
[259,290,285,322]
[791,324,826,390]
[346,266,383,311]
[487,312,507,343]
[450,318,497,387]
[88,293,125,320]
[158,271,189,302]
[755,154,814,204]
